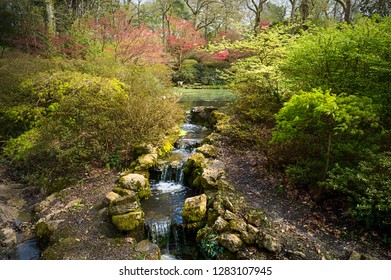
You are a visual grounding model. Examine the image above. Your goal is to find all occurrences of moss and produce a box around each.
[112,211,144,231]
[36,220,54,245]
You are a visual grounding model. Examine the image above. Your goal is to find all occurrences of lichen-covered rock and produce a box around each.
[196,144,218,158]
[138,153,158,169]
[257,233,282,253]
[229,218,247,233]
[104,192,120,204]
[247,224,259,236]
[183,153,206,187]
[0,227,17,247]
[135,240,161,260]
[118,173,151,198]
[182,194,207,229]
[200,159,225,189]
[245,210,266,227]
[213,216,229,232]
[219,233,243,253]
[109,195,139,215]
[190,106,218,126]
[111,211,144,231]
[240,231,255,245]
[224,209,239,221]
[112,188,137,198]
[119,173,147,190]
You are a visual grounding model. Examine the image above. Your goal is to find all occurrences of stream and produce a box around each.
[142,121,209,259]
[141,89,234,259]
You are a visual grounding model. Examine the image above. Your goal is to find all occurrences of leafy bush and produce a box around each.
[323,152,391,233]
[2,68,182,192]
[282,16,391,127]
[272,89,380,185]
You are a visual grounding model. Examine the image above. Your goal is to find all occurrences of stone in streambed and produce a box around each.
[111,211,144,231]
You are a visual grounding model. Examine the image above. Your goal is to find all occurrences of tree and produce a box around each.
[88,10,166,65]
[334,0,352,23]
[272,89,379,180]
[166,17,206,69]
[246,0,268,34]
[282,17,391,126]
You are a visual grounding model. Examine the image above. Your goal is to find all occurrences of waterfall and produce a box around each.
[142,116,207,259]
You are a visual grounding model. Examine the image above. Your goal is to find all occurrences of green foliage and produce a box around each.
[200,233,223,259]
[1,57,183,192]
[272,89,380,185]
[282,17,391,127]
[323,152,391,233]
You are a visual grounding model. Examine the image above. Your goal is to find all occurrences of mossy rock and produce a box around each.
[112,211,144,232]
[196,144,218,158]
[109,195,139,215]
[138,153,158,169]
[36,219,55,245]
[182,194,207,227]
[182,153,206,187]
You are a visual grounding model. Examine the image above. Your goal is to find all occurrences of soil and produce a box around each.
[218,141,391,259]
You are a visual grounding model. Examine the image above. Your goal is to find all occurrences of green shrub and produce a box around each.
[3,69,183,192]
[323,152,391,233]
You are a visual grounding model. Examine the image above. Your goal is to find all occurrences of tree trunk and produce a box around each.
[45,0,56,36]
[323,131,333,180]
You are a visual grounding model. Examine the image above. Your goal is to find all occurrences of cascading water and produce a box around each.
[142,117,209,259]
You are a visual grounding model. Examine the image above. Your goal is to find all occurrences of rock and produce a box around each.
[109,195,139,215]
[224,209,239,221]
[257,234,282,253]
[105,192,120,204]
[200,160,225,189]
[182,194,207,229]
[213,216,229,232]
[119,173,148,191]
[196,144,218,158]
[34,193,58,213]
[223,197,235,212]
[118,173,151,198]
[245,210,266,227]
[0,227,17,247]
[135,240,161,260]
[240,231,255,245]
[247,224,259,236]
[111,211,144,231]
[349,250,375,260]
[219,233,243,253]
[229,218,247,233]
[138,153,158,169]
[112,188,137,198]
[64,198,83,210]
[190,106,218,126]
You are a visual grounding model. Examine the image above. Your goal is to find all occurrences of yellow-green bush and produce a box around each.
[2,57,183,192]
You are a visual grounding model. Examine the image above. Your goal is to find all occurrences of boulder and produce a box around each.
[182,194,207,229]
[118,173,151,198]
[240,230,255,245]
[213,216,229,232]
[0,227,17,247]
[135,240,161,260]
[219,233,243,253]
[196,144,218,158]
[200,159,225,189]
[119,173,147,191]
[112,188,137,198]
[257,233,282,253]
[224,210,239,221]
[109,195,139,215]
[138,153,158,169]
[104,192,120,204]
[245,210,266,227]
[229,218,247,233]
[190,106,218,126]
[111,211,144,231]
